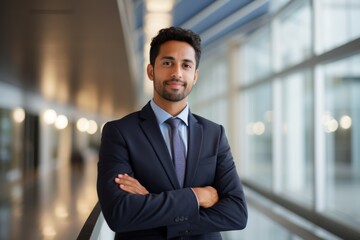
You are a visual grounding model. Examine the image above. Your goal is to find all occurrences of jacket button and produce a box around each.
[174,217,180,222]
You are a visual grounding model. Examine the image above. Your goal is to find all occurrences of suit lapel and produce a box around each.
[184,113,203,187]
[139,103,180,189]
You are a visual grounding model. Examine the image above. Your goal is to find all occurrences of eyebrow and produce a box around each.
[161,56,194,64]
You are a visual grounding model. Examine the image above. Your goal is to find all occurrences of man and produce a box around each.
[97,27,247,239]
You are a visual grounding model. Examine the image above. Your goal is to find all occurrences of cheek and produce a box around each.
[185,72,197,83]
[154,69,169,79]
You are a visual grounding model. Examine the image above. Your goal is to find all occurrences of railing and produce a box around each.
[243,180,360,240]
[77,202,114,240]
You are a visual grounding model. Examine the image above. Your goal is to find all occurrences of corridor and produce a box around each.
[1,0,360,239]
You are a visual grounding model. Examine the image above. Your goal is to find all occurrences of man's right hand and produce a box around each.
[192,186,219,208]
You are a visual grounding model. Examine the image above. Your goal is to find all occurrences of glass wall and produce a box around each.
[240,26,272,84]
[276,0,312,70]
[315,0,360,54]
[0,108,24,182]
[240,83,273,188]
[192,0,360,236]
[280,71,314,205]
[191,53,229,129]
[320,54,360,229]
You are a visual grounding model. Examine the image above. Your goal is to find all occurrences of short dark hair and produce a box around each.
[149,27,202,69]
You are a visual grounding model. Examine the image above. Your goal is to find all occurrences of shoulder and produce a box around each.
[191,113,220,126]
[103,103,155,132]
[104,111,141,131]
[191,113,223,132]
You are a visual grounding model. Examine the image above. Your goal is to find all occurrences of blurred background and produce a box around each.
[0,0,359,239]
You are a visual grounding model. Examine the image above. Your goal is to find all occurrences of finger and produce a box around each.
[115,177,134,186]
[118,174,140,185]
[119,175,149,193]
[116,178,149,195]
[119,184,137,194]
[116,175,139,186]
[120,183,148,195]
[115,174,149,195]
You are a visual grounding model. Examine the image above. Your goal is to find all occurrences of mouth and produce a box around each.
[165,80,185,88]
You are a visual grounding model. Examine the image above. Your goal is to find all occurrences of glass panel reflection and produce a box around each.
[277,0,312,69]
[316,0,360,53]
[0,108,23,182]
[241,26,271,85]
[241,83,273,188]
[322,54,360,229]
[281,71,314,205]
[191,54,229,128]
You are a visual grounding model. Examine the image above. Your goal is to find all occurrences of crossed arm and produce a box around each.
[98,121,247,236]
[115,174,219,208]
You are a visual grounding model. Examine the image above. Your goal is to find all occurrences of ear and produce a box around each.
[147,64,154,80]
[193,69,199,85]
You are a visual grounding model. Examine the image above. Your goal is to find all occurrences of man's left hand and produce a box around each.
[115,174,149,195]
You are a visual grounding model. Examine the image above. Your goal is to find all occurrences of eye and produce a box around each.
[162,61,172,67]
[183,63,192,69]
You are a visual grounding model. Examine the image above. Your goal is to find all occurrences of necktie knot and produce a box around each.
[166,117,182,129]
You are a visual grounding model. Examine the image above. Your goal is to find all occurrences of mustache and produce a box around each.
[164,79,185,85]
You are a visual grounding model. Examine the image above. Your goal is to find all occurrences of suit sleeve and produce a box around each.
[97,121,199,234]
[169,125,248,238]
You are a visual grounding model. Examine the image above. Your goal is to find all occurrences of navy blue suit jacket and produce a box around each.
[97,102,247,239]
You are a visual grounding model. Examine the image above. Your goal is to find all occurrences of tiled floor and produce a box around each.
[0,154,98,240]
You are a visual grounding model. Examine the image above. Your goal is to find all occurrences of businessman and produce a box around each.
[97,27,247,239]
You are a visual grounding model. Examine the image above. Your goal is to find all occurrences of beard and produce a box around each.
[154,77,193,102]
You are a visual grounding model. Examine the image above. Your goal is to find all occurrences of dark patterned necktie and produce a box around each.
[166,117,186,187]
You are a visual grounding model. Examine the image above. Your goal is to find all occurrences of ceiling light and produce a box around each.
[55,115,68,130]
[340,115,352,129]
[77,118,89,132]
[43,109,57,124]
[13,108,25,123]
[145,0,174,12]
[87,120,98,135]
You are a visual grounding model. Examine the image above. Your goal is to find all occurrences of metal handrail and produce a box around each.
[77,202,101,240]
[245,193,323,240]
[243,180,360,240]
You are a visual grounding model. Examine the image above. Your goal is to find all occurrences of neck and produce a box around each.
[153,97,187,116]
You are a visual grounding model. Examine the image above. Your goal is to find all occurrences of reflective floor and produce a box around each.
[0,152,98,240]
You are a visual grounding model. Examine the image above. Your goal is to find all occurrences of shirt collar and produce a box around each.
[150,99,189,126]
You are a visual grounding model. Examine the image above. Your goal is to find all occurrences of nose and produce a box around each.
[171,64,182,79]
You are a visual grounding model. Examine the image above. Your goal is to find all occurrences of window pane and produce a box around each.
[191,55,229,128]
[322,54,360,229]
[281,71,314,205]
[0,108,23,181]
[241,83,273,188]
[277,0,312,69]
[192,57,228,103]
[270,0,290,11]
[241,26,271,85]
[316,0,360,53]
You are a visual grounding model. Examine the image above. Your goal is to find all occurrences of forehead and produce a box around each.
[157,40,196,61]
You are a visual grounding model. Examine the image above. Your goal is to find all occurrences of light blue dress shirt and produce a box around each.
[150,100,199,205]
[150,100,188,158]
